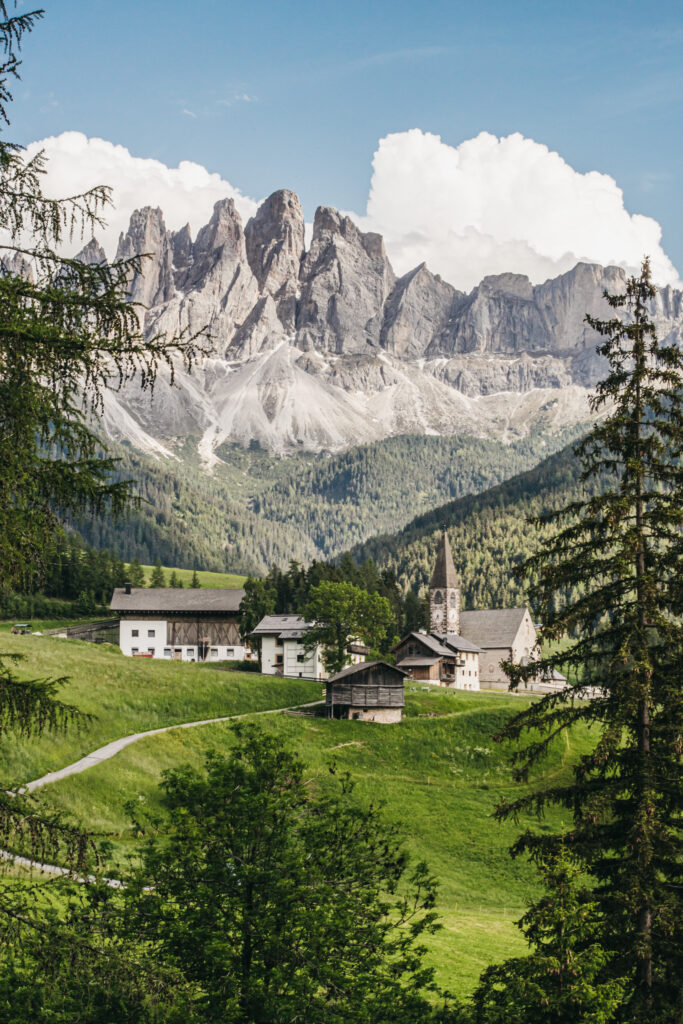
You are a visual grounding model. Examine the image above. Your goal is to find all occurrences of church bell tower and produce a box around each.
[429,530,460,635]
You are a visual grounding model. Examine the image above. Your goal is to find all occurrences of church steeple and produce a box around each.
[429,530,460,635]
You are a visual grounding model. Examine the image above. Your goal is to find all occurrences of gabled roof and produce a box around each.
[328,661,408,683]
[430,531,459,590]
[393,631,481,657]
[250,615,312,637]
[459,608,529,649]
[392,631,453,657]
[442,633,483,653]
[110,587,244,614]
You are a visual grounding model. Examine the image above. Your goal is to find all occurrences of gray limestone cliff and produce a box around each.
[90,189,682,456]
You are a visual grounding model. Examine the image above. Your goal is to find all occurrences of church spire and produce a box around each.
[429,530,460,635]
[430,530,458,590]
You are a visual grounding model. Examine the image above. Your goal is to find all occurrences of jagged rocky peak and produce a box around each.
[75,237,107,265]
[116,206,175,308]
[381,262,461,359]
[245,189,305,333]
[183,197,248,289]
[171,223,193,274]
[296,205,396,354]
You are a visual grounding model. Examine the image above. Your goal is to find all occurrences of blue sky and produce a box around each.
[11,0,683,282]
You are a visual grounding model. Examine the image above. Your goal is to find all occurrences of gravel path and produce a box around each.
[9,699,322,877]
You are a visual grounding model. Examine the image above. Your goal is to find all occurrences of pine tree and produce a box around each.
[473,849,624,1023]
[149,557,166,588]
[189,568,200,588]
[495,261,683,1021]
[168,570,180,588]
[125,558,146,587]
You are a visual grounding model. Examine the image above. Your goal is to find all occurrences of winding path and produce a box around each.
[9,699,322,878]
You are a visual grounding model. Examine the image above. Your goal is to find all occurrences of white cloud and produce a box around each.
[21,128,680,292]
[354,129,680,290]
[24,131,258,257]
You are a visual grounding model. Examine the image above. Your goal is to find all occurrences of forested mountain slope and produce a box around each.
[77,428,580,574]
[348,442,604,610]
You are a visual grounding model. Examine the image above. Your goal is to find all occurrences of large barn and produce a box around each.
[110,585,246,662]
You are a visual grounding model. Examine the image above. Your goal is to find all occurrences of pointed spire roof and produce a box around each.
[430,531,459,589]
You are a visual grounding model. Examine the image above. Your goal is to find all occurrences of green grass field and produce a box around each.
[138,565,247,588]
[0,634,593,999]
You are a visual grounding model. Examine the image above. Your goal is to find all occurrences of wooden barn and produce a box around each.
[326,661,407,724]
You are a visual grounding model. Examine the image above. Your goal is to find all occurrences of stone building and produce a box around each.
[326,661,407,723]
[392,631,481,688]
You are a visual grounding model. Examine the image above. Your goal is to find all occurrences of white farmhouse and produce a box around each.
[110,585,246,662]
[251,615,368,681]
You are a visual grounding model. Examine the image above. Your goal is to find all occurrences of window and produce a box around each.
[147,648,155,654]
[131,629,139,638]
[226,648,234,657]
[433,590,443,605]
[148,629,156,638]
[275,654,283,666]
[210,647,218,657]
[187,648,194,656]
[131,647,138,654]
[297,654,305,663]
[163,648,171,657]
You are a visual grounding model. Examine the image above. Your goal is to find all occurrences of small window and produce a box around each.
[163,648,171,657]
[187,648,194,656]
[275,654,283,665]
[210,647,218,656]
[131,629,139,638]
[148,629,156,638]
[226,648,234,657]
[297,654,305,663]
[147,647,155,654]
[131,647,138,654]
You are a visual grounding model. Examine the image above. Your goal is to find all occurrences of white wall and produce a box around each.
[260,636,327,680]
[119,618,245,662]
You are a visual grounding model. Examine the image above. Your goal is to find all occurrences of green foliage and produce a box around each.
[304,581,394,674]
[472,851,624,1023]
[149,557,166,588]
[493,261,683,1022]
[349,441,610,614]
[189,568,200,589]
[123,724,448,1024]
[76,429,581,576]
[125,557,146,587]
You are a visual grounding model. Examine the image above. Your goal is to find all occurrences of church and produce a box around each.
[393,531,543,692]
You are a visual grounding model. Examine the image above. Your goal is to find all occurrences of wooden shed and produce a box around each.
[326,661,407,724]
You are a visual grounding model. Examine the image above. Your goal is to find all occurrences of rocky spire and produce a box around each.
[244,189,305,333]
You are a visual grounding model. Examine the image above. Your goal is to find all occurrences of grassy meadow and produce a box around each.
[1,634,594,998]
[138,565,247,588]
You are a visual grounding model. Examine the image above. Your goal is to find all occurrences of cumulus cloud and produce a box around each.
[23,131,258,257]
[20,128,679,291]
[354,130,680,290]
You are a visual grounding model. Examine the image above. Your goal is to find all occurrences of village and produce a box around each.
[109,532,567,724]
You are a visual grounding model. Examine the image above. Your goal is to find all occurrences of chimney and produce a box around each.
[124,582,132,595]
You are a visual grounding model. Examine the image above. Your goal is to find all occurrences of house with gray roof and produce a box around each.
[110,584,246,662]
[250,614,368,681]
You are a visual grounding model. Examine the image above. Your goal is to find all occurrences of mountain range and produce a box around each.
[84,190,683,460]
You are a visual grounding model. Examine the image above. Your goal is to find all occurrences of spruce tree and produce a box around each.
[149,557,166,588]
[495,261,682,1021]
[125,558,146,587]
[189,568,201,588]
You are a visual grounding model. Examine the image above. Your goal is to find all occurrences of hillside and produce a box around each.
[4,634,594,997]
[348,440,603,609]
[76,428,581,574]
